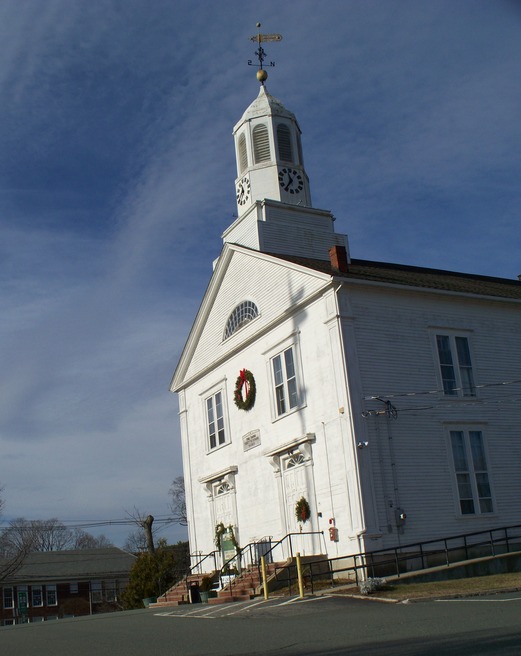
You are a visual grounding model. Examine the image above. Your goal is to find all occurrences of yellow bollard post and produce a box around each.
[296,551,305,599]
[261,555,269,600]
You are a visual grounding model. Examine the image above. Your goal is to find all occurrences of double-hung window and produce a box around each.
[206,391,226,450]
[450,429,493,515]
[436,334,475,396]
[46,585,57,606]
[272,346,299,417]
[3,587,13,609]
[91,581,102,604]
[32,586,43,607]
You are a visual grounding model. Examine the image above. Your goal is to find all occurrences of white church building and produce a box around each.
[171,72,521,565]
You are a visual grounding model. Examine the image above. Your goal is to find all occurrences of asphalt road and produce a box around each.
[2,592,521,655]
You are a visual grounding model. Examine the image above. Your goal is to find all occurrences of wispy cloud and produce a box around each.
[1,0,520,544]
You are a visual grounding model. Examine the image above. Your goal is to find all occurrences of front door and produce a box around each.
[281,453,315,555]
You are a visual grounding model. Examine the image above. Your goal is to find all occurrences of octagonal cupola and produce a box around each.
[233,85,312,215]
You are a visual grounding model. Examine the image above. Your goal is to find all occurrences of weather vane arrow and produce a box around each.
[248,22,283,85]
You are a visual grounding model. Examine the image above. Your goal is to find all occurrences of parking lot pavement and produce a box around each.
[153,593,369,620]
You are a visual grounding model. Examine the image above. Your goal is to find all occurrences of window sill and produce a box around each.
[271,403,306,424]
[206,441,231,456]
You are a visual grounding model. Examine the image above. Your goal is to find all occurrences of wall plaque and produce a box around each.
[242,429,261,451]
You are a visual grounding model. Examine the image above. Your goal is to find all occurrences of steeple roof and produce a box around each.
[234,85,296,131]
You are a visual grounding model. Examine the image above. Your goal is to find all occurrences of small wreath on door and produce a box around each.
[295,496,311,524]
[233,368,256,411]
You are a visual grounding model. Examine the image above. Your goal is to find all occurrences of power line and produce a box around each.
[364,378,521,401]
[1,516,177,532]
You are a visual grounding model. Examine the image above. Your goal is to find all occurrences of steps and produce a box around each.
[150,562,282,608]
[151,574,203,608]
[208,563,278,604]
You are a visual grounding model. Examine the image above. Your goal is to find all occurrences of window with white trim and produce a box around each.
[436,334,475,396]
[223,301,259,340]
[46,585,57,606]
[91,581,102,604]
[3,587,13,609]
[206,391,226,450]
[449,429,493,515]
[271,346,299,417]
[32,586,43,607]
[105,580,117,602]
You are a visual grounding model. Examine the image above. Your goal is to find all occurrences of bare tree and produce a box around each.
[125,508,156,555]
[123,528,148,554]
[0,492,34,582]
[72,529,113,550]
[1,518,112,556]
[169,476,187,526]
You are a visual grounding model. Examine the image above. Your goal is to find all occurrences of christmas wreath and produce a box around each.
[214,522,239,550]
[234,368,256,411]
[295,496,311,524]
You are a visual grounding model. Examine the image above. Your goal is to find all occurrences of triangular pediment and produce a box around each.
[171,244,332,391]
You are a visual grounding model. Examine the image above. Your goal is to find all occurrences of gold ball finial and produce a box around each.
[257,69,268,83]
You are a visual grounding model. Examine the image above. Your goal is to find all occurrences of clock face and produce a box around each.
[278,168,304,195]
[236,177,251,206]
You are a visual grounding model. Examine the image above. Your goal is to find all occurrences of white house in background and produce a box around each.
[171,77,521,563]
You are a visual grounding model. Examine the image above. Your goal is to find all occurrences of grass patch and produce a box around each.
[364,572,521,601]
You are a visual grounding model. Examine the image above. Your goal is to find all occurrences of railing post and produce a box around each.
[296,552,305,599]
[445,539,449,566]
[261,556,269,600]
[394,548,400,577]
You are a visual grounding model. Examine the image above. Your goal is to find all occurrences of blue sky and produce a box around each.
[1,1,520,547]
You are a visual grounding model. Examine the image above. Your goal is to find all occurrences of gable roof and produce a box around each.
[270,254,521,301]
[170,243,331,391]
[1,548,136,583]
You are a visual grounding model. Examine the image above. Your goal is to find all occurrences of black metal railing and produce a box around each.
[185,523,521,600]
[216,531,325,597]
[300,523,521,592]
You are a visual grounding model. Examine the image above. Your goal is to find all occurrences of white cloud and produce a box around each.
[1,0,520,546]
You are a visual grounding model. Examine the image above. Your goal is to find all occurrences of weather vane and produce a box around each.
[248,22,282,85]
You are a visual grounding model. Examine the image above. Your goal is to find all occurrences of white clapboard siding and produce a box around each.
[345,282,521,545]
[184,250,329,382]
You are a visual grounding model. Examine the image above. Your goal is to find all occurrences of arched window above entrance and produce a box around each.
[285,453,305,469]
[215,481,231,495]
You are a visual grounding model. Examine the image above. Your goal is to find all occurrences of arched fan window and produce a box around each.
[285,454,305,469]
[238,133,248,174]
[253,124,270,163]
[277,124,293,162]
[224,301,259,340]
[215,482,231,495]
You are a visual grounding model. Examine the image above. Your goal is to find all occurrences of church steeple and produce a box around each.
[223,28,349,264]
[233,85,312,215]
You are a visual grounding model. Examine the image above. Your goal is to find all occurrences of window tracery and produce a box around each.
[224,301,259,339]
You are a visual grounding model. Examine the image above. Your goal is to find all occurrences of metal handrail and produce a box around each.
[302,523,521,591]
[189,550,218,575]
[216,531,325,597]
[188,524,521,600]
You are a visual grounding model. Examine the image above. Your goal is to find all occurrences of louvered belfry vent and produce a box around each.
[277,124,292,162]
[253,124,271,163]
